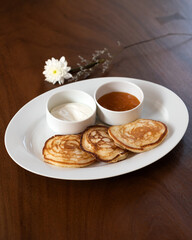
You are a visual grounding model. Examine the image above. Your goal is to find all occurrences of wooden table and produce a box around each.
[1,0,192,239]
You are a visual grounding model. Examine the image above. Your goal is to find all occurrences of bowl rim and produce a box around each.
[46,89,96,124]
[94,80,144,114]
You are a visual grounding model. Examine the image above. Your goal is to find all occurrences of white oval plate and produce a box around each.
[4,77,189,180]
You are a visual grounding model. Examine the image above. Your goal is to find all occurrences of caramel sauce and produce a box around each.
[97,91,140,111]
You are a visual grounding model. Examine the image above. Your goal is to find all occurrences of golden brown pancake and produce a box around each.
[42,134,96,167]
[80,125,129,163]
[108,119,168,153]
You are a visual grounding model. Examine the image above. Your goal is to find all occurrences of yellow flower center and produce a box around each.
[53,70,57,74]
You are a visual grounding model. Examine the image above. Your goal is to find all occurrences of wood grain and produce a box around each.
[1,0,192,239]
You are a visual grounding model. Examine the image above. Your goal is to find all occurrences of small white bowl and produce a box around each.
[46,90,96,134]
[94,80,144,125]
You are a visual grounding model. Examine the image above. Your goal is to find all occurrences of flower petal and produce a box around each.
[60,56,66,62]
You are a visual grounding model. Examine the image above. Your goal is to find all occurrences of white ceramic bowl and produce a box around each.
[94,80,144,125]
[46,90,96,134]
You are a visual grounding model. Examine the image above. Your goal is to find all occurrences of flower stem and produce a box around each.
[122,33,192,50]
[69,33,192,78]
[70,58,105,74]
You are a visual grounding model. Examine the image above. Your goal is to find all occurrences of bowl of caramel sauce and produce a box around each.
[94,80,144,125]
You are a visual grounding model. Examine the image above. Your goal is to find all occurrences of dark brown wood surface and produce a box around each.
[1,0,192,239]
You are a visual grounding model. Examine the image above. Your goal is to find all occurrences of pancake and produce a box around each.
[80,125,129,163]
[42,134,96,167]
[108,119,168,153]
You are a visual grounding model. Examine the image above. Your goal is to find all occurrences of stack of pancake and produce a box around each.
[43,134,96,167]
[108,119,168,153]
[42,119,168,168]
[80,125,129,163]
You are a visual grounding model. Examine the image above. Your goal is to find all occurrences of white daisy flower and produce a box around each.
[43,56,72,84]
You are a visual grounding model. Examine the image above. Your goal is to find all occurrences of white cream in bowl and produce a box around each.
[46,90,96,134]
[50,102,93,121]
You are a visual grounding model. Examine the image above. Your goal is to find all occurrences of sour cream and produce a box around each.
[50,102,93,121]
